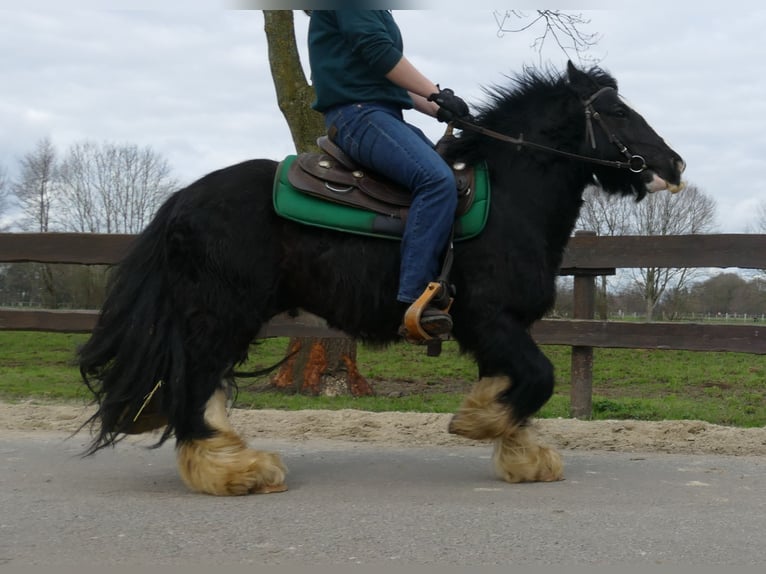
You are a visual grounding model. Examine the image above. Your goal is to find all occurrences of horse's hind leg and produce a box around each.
[177,387,287,496]
[450,318,563,483]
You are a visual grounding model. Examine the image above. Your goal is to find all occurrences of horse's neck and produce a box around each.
[491,157,588,263]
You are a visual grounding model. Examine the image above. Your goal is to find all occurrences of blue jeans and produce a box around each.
[324,103,458,304]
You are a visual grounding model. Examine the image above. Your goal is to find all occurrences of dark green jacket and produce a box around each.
[308,10,413,112]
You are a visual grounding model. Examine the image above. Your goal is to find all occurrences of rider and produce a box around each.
[306,9,470,338]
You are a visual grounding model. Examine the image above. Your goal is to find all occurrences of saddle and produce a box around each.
[286,136,477,221]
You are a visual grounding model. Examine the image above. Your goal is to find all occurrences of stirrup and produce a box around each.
[400,281,454,344]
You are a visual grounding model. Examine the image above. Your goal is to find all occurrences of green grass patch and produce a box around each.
[0,332,764,427]
[0,332,93,403]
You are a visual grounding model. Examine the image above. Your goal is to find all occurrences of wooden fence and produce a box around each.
[2,231,765,418]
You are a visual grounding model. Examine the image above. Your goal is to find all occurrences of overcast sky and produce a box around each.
[1,3,765,232]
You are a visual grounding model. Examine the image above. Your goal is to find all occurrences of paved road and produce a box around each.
[1,431,765,566]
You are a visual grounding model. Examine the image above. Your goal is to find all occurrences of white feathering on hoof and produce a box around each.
[177,389,288,496]
[449,376,564,483]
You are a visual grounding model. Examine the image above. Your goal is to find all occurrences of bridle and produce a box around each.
[451,86,648,174]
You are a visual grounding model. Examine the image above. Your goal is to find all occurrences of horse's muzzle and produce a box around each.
[645,158,686,194]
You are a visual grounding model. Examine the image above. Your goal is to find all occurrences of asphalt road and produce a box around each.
[1,431,765,566]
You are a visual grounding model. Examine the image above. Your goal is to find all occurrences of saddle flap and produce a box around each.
[291,153,413,207]
[287,155,408,218]
[286,147,479,220]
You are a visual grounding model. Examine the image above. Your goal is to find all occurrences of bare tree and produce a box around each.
[576,185,634,318]
[5,139,177,308]
[580,184,716,321]
[630,184,716,320]
[754,200,766,233]
[13,137,58,233]
[0,164,13,303]
[49,141,177,310]
[577,185,634,238]
[0,164,12,231]
[11,138,61,305]
[753,200,766,276]
[578,184,717,320]
[633,184,716,237]
[55,140,177,234]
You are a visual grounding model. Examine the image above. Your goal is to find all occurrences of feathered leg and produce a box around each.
[450,311,563,483]
[177,389,287,496]
[449,376,562,482]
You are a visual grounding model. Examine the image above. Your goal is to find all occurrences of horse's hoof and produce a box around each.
[247,451,289,494]
[493,428,564,483]
[251,482,289,494]
[177,432,288,496]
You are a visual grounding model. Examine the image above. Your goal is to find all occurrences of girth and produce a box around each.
[286,136,476,220]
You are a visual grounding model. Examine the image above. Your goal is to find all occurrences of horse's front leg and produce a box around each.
[176,388,287,496]
[450,314,563,483]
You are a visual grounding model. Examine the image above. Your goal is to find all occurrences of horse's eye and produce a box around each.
[613,107,628,119]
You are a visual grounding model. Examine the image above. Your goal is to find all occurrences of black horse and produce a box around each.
[79,62,684,495]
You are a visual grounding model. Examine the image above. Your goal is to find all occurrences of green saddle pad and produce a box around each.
[272,155,490,241]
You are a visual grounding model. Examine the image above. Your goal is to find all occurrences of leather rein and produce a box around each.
[452,87,647,174]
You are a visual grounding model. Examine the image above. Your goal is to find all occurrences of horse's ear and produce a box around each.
[567,60,598,97]
[566,60,579,78]
[567,60,588,88]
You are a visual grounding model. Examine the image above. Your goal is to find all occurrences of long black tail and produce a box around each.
[79,193,188,453]
[79,160,283,453]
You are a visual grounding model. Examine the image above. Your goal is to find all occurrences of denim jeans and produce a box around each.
[324,102,458,303]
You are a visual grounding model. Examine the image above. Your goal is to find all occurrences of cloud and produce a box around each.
[1,7,764,232]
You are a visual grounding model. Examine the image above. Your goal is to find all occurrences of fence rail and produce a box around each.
[2,231,765,417]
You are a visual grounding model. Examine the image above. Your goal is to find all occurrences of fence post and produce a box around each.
[570,230,596,418]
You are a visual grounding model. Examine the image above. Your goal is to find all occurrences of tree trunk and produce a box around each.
[40,263,57,308]
[263,10,324,154]
[271,336,373,397]
[262,10,368,396]
[645,291,656,322]
[597,275,608,320]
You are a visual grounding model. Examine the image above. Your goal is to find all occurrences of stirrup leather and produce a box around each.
[401,282,454,343]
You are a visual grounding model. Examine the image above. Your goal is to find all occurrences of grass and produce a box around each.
[0,331,764,427]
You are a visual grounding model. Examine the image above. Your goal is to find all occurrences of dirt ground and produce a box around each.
[1,397,765,456]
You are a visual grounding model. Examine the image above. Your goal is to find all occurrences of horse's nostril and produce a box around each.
[676,159,687,174]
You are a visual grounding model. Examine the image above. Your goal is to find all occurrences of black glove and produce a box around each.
[428,87,470,123]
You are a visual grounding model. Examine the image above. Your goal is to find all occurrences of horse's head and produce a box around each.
[566,61,686,199]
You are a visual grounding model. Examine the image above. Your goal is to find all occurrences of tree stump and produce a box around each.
[271,337,374,397]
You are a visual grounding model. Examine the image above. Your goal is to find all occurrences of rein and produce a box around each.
[452,87,647,174]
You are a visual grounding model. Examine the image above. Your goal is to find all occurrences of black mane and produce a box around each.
[442,66,619,166]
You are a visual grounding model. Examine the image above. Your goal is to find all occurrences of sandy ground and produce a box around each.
[1,400,765,455]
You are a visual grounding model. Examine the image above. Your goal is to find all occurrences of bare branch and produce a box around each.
[56,141,178,234]
[755,200,766,233]
[494,10,601,65]
[0,164,10,229]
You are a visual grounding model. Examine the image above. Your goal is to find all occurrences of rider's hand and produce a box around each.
[428,87,470,123]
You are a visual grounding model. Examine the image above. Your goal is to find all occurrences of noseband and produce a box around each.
[452,86,647,173]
